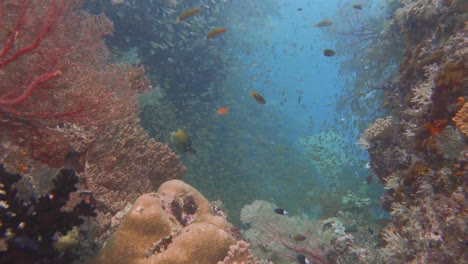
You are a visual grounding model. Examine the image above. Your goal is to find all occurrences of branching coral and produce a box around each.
[405,64,438,117]
[358,116,393,149]
[218,240,268,264]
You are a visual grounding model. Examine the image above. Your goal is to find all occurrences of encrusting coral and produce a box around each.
[92,180,237,264]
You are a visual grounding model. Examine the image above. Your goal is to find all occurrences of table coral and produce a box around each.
[92,180,236,264]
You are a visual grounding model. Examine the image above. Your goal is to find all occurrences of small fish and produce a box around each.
[313,20,333,27]
[176,8,200,24]
[323,49,336,57]
[290,234,307,241]
[296,254,311,264]
[274,208,288,215]
[298,96,302,104]
[297,8,303,11]
[250,91,266,104]
[352,4,363,9]
[169,129,196,154]
[207,27,227,39]
[366,175,373,185]
[217,107,229,115]
[18,163,28,173]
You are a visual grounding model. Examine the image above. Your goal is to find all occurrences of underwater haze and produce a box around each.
[1,0,466,263]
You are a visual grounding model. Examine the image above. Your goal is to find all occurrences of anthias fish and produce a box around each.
[323,49,336,57]
[207,27,227,38]
[217,107,229,115]
[250,91,266,104]
[176,8,200,24]
[313,20,333,27]
[274,208,288,215]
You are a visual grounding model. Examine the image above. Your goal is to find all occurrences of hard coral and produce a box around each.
[452,102,468,136]
[218,240,263,264]
[358,116,394,149]
[92,180,236,264]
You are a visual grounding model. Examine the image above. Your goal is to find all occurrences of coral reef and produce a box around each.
[359,0,468,262]
[92,180,237,264]
[0,0,186,247]
[0,165,96,264]
[82,117,186,242]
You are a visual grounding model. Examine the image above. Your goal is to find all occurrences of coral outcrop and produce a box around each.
[360,0,468,262]
[92,180,237,264]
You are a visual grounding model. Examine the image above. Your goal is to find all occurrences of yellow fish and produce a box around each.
[169,129,196,153]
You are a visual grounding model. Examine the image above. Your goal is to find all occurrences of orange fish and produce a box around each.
[217,107,229,115]
[250,91,266,104]
[19,164,28,173]
[176,8,200,24]
[207,28,227,39]
[313,20,333,27]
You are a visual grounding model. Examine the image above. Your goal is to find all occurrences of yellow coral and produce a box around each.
[453,102,468,136]
[92,180,236,264]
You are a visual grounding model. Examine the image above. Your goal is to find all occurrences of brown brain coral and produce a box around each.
[92,180,236,264]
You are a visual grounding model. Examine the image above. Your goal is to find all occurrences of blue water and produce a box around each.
[86,0,393,222]
[157,0,390,222]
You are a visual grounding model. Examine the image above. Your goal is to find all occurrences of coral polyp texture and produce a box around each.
[92,180,237,264]
[453,102,468,136]
[361,0,468,263]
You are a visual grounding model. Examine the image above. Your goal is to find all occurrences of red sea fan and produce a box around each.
[0,0,146,127]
